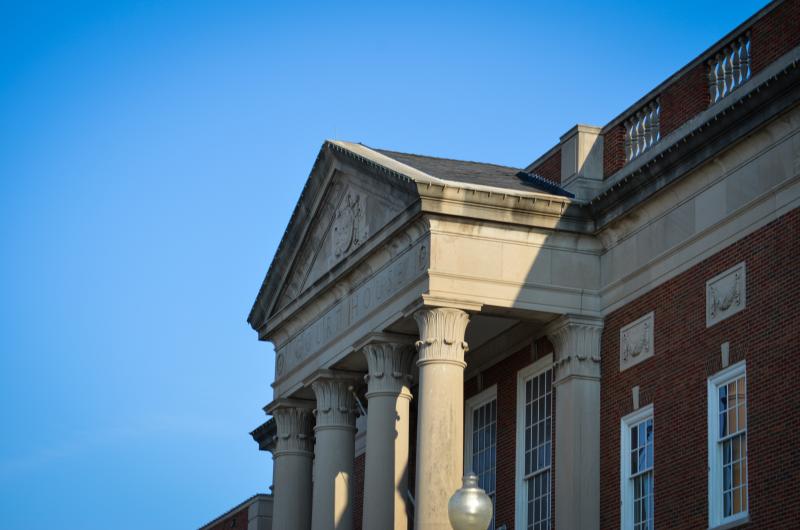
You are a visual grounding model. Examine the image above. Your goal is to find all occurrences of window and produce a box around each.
[621,405,654,530]
[516,355,553,530]
[708,361,748,528]
[465,386,497,530]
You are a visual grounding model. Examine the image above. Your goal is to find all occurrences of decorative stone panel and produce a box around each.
[619,312,654,371]
[706,262,746,327]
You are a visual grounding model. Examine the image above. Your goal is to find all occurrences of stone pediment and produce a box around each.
[275,177,410,313]
[248,140,580,339]
[255,145,419,331]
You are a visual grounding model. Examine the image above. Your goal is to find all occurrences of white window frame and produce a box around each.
[707,360,749,528]
[620,404,654,530]
[464,385,498,473]
[515,354,553,530]
[465,385,498,529]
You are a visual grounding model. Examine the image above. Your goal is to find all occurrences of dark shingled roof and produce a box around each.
[374,148,572,197]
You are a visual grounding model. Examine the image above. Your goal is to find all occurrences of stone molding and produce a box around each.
[362,342,415,398]
[267,399,315,456]
[545,314,604,383]
[271,218,429,384]
[619,311,655,371]
[706,261,746,327]
[266,214,428,346]
[413,308,470,367]
[307,371,360,431]
[250,418,278,455]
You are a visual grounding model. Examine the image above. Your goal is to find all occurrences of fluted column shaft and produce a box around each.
[413,307,470,530]
[361,342,415,530]
[545,314,604,530]
[268,400,315,530]
[309,371,359,530]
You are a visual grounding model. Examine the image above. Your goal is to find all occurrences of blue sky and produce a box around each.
[0,1,764,528]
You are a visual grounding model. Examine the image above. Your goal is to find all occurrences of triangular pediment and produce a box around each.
[248,140,573,336]
[275,176,410,312]
[252,142,419,330]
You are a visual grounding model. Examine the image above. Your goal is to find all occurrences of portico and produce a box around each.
[248,140,605,530]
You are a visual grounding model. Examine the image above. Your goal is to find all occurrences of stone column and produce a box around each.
[361,341,415,530]
[545,314,604,530]
[308,370,360,530]
[266,399,315,530]
[413,307,470,530]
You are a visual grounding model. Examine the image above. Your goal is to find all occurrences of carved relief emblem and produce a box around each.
[331,191,367,261]
[622,322,649,361]
[619,312,654,371]
[276,353,285,377]
[706,262,746,327]
[709,274,741,318]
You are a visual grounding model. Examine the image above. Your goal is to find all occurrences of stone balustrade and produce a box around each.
[624,99,661,162]
[708,33,751,104]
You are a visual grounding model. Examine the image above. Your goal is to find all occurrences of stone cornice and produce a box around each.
[250,418,277,454]
[267,398,315,456]
[265,216,429,347]
[414,308,470,367]
[417,183,593,233]
[545,314,604,383]
[362,341,416,398]
[592,46,800,229]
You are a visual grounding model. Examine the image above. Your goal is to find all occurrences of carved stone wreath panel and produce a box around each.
[619,311,654,371]
[706,261,746,327]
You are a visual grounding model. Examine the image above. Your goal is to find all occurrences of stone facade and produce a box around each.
[244,2,800,529]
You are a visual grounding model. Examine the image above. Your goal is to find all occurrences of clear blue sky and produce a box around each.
[0,1,764,528]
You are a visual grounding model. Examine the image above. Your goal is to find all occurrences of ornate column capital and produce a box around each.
[413,307,470,367]
[266,398,315,456]
[361,341,415,398]
[545,314,605,384]
[306,370,360,431]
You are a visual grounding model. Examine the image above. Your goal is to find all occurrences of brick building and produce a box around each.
[246,1,800,528]
[198,494,273,530]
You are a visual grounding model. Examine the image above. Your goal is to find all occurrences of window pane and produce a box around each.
[714,372,748,523]
[719,385,727,410]
[469,397,497,530]
[738,403,746,431]
[523,368,552,529]
[639,422,646,448]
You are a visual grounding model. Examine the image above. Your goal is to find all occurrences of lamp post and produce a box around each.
[447,473,493,530]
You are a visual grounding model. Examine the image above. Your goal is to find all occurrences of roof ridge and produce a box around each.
[369,145,521,170]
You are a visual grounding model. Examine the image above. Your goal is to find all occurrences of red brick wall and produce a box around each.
[750,0,800,74]
[531,149,562,184]
[599,208,800,529]
[205,505,249,530]
[603,125,626,177]
[353,453,365,530]
[659,63,709,137]
[602,0,800,178]
[465,337,554,530]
